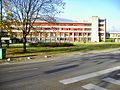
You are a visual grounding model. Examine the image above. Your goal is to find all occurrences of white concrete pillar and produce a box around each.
[73,32,75,42]
[90,16,99,42]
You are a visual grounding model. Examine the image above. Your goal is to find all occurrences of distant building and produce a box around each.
[11,16,106,42]
[106,32,120,42]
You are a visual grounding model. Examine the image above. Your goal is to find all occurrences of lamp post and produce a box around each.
[0,0,3,48]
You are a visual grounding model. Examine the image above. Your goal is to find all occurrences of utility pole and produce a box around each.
[0,0,3,48]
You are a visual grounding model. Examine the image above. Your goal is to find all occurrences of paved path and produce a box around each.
[1,48,120,65]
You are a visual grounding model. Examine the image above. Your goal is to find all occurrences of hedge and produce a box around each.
[29,42,74,47]
[105,39,115,42]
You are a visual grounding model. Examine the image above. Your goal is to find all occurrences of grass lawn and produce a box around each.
[2,42,120,58]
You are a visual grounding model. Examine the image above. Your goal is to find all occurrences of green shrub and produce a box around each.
[105,39,115,42]
[29,42,74,47]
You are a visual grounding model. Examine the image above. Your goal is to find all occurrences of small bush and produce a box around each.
[29,42,74,47]
[105,39,115,42]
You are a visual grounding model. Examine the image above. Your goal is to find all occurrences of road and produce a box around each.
[0,49,120,90]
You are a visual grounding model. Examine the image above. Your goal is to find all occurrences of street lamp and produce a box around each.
[0,0,3,48]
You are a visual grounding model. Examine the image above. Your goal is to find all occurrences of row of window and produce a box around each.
[110,34,120,37]
[99,19,105,22]
[12,27,92,31]
[99,24,104,27]
[32,23,92,26]
[29,32,92,37]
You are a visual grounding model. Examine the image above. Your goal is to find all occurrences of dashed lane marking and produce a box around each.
[9,68,38,72]
[102,77,120,85]
[82,83,108,90]
[117,73,120,75]
[59,66,120,84]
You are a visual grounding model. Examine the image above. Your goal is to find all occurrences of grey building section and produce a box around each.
[106,32,120,42]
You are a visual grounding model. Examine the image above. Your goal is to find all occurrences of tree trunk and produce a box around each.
[23,36,27,53]
[6,40,9,48]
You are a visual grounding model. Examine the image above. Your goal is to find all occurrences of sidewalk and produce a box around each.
[1,48,120,65]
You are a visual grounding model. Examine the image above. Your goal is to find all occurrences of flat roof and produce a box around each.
[35,21,91,24]
[108,32,120,34]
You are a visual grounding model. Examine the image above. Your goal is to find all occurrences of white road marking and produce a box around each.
[102,77,120,85]
[59,66,120,84]
[9,68,38,72]
[82,83,108,90]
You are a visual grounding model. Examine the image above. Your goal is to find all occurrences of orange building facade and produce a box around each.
[11,16,106,42]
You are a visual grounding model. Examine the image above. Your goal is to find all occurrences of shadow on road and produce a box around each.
[45,64,79,74]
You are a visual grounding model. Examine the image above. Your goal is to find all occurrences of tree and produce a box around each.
[7,0,65,52]
[0,0,3,48]
[0,0,14,48]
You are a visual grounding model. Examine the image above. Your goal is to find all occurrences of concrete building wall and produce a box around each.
[90,16,99,42]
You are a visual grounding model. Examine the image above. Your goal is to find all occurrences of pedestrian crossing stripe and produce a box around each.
[82,83,108,90]
[59,66,120,84]
[117,73,120,75]
[102,77,120,85]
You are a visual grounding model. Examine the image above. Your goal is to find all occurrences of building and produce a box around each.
[106,32,120,42]
[11,16,106,43]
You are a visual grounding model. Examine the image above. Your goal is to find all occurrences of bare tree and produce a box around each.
[7,0,65,52]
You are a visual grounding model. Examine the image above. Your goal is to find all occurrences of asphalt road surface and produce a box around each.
[0,50,120,90]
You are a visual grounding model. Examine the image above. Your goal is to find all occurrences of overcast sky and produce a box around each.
[58,0,120,32]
